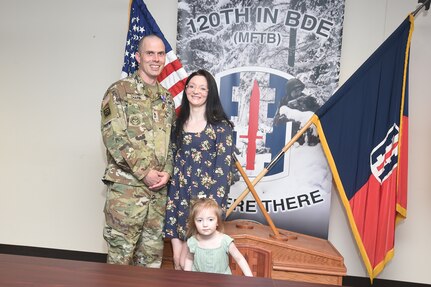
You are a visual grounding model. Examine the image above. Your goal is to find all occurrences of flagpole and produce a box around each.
[226,117,314,217]
[412,0,430,16]
[232,154,280,237]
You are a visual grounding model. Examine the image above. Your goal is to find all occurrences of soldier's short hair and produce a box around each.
[137,34,164,53]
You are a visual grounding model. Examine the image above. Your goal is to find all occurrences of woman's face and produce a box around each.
[186,75,209,108]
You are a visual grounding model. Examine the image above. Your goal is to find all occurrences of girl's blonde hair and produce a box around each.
[186,198,224,238]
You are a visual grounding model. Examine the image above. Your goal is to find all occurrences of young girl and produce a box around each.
[183,198,253,276]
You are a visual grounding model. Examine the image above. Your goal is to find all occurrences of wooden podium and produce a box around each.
[225,220,346,285]
[162,220,346,285]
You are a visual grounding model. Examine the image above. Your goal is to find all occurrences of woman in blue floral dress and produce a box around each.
[163,69,235,270]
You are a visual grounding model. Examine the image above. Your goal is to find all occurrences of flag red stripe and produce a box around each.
[158,59,184,82]
[350,173,397,266]
[168,78,186,96]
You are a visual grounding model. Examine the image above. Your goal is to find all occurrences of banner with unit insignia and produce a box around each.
[177,0,345,238]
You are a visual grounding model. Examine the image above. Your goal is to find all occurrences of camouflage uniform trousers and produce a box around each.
[103,182,167,267]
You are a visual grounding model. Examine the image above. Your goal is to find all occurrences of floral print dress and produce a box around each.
[163,120,235,240]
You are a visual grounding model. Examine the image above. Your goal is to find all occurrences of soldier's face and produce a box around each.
[135,37,166,83]
[291,87,302,99]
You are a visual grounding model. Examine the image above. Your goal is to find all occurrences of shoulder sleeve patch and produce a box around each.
[101,93,118,125]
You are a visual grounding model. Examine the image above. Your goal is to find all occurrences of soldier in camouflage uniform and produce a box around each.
[273,78,320,145]
[100,34,175,267]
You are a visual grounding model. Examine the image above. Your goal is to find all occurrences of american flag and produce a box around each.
[121,0,187,109]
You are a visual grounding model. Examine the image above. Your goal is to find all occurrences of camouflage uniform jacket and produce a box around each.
[101,72,175,186]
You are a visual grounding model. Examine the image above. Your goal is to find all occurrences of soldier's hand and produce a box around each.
[143,170,161,187]
[148,171,170,191]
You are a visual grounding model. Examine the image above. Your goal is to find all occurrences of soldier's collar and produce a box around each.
[133,72,167,102]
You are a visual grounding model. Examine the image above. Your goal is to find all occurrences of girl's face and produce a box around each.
[194,207,218,237]
[186,75,208,108]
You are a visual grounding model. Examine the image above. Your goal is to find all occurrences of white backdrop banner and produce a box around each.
[177,0,345,238]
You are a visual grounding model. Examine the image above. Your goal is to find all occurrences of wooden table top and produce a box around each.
[0,253,338,287]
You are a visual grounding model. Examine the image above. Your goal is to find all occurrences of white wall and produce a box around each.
[0,0,429,284]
